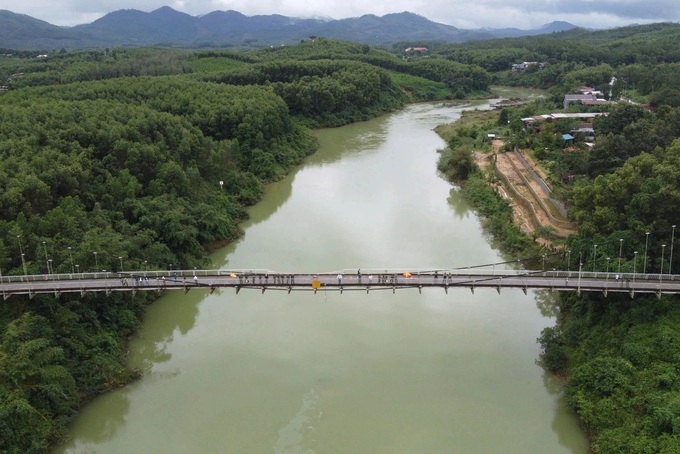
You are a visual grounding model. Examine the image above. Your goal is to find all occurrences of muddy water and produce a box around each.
[56,101,588,453]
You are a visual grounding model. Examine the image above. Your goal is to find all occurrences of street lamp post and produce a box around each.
[578,259,583,295]
[606,257,610,279]
[42,241,50,274]
[660,244,667,280]
[48,259,53,276]
[670,225,676,275]
[93,252,98,273]
[593,244,598,273]
[68,246,75,274]
[567,250,571,272]
[17,235,28,277]
[634,251,638,282]
[119,256,123,272]
[76,264,80,278]
[644,232,650,274]
[617,238,623,274]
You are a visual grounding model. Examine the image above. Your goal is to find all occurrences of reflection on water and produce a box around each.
[274,387,321,454]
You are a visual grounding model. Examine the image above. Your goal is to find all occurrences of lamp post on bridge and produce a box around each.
[577,257,583,295]
[119,256,123,272]
[670,225,676,275]
[617,238,623,274]
[606,257,610,280]
[633,251,638,282]
[593,244,598,273]
[644,232,650,274]
[67,246,74,274]
[48,259,53,276]
[660,244,667,281]
[42,241,50,274]
[17,235,28,277]
[567,250,571,272]
[93,252,99,273]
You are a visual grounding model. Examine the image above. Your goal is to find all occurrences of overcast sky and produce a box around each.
[2,0,679,30]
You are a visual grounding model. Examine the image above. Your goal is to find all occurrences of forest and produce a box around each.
[3,23,680,452]
[0,39,488,452]
[434,25,680,452]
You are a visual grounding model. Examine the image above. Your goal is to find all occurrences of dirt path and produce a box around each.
[477,140,577,242]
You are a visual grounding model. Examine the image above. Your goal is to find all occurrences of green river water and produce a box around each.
[55,100,589,453]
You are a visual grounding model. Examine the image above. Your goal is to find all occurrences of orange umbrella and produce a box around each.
[403,272,412,278]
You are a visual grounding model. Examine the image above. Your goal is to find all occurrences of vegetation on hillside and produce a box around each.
[435,30,680,449]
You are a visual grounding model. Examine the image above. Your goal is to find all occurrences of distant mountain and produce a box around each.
[478,21,581,39]
[0,7,579,50]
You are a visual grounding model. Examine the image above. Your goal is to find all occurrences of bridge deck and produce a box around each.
[2,269,680,299]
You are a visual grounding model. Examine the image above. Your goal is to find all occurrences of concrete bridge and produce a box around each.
[2,268,680,300]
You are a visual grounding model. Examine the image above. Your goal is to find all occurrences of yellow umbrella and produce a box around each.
[403,272,412,278]
[230,273,237,278]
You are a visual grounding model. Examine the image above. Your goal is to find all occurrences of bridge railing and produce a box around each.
[2,268,680,284]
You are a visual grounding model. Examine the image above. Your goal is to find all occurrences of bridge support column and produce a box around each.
[522,286,527,295]
[235,286,240,294]
[444,285,448,294]
[418,285,422,294]
[287,287,292,294]
[261,287,266,294]
[603,288,608,297]
[470,285,474,294]
[210,286,216,294]
[496,286,500,294]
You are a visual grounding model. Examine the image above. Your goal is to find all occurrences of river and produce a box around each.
[55,101,588,453]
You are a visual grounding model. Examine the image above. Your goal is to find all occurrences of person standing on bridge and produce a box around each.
[337,274,343,285]
[357,269,362,282]
[194,275,198,285]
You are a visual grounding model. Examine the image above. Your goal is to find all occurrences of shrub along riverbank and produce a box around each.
[437,99,680,453]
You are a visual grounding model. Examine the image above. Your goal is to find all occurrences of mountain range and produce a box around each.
[0,7,578,51]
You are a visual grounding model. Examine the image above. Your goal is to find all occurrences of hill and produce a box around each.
[0,7,578,50]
